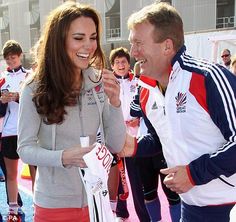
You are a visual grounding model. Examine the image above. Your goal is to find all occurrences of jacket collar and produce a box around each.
[7,65,23,73]
[114,71,134,81]
[171,45,186,67]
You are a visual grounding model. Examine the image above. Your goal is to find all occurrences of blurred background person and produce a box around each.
[0,39,28,222]
[221,48,231,69]
[230,55,236,76]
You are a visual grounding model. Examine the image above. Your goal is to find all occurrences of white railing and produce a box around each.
[106,28,121,39]
[216,16,235,28]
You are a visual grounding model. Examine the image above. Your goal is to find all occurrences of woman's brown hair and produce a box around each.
[32,1,105,124]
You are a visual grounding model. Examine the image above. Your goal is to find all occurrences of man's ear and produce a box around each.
[163,38,174,55]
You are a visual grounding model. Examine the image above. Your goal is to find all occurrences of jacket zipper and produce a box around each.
[3,109,10,127]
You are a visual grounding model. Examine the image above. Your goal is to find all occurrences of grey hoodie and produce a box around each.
[17,67,126,208]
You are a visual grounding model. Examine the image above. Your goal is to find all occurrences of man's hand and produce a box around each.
[0,91,19,103]
[160,165,194,194]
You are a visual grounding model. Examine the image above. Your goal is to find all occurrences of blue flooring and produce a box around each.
[0,181,33,222]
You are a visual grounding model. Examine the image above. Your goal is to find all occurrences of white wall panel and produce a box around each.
[39,0,60,31]
[8,0,31,52]
[173,0,216,32]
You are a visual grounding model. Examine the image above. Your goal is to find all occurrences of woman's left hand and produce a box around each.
[102,68,121,107]
[62,146,93,168]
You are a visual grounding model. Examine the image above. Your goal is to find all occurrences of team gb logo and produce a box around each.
[175,92,187,113]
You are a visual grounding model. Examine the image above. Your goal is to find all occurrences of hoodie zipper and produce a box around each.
[78,93,85,136]
[3,109,10,127]
[51,124,56,183]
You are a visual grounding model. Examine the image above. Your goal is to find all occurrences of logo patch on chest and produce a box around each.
[175,92,187,113]
[130,84,136,93]
[95,84,102,92]
[151,101,158,110]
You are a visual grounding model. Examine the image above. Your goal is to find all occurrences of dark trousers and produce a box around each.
[181,201,234,222]
[0,150,23,207]
[116,157,150,222]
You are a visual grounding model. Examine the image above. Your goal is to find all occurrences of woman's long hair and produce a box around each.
[32,1,105,124]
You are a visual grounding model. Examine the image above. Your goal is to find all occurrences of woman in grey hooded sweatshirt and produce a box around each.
[17,2,126,222]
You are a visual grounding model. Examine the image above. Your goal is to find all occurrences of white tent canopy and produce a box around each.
[185,29,236,64]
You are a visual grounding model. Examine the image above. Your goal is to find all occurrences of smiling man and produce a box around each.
[125,2,236,222]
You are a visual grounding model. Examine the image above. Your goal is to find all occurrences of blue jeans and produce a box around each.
[181,201,234,222]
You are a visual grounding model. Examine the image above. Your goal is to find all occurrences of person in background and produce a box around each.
[0,131,5,181]
[17,2,126,222]
[132,62,145,138]
[30,37,43,73]
[221,48,231,70]
[109,47,150,222]
[0,39,28,222]
[0,115,5,183]
[0,116,4,222]
[123,2,236,221]
[230,55,236,76]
